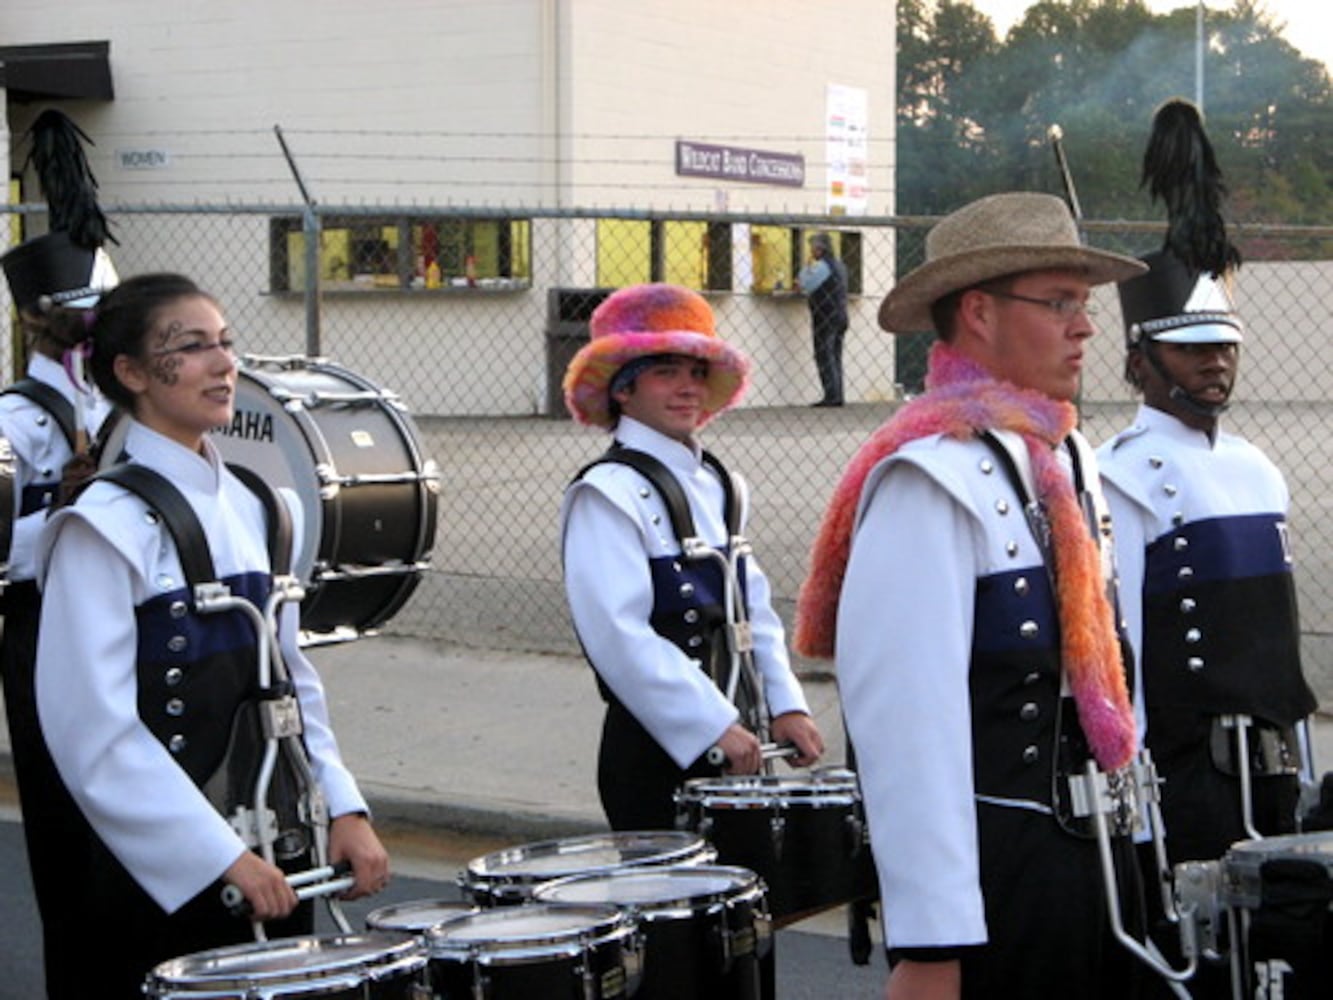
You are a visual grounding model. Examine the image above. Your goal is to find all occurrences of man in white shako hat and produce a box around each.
[559,283,824,833]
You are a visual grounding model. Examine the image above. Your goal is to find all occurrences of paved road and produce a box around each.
[0,810,886,999]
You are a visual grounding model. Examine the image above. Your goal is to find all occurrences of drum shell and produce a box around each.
[143,931,429,999]
[675,770,877,922]
[1222,831,1333,999]
[461,830,716,907]
[533,864,772,1000]
[422,902,639,999]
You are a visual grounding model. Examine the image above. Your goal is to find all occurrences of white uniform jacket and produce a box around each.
[1098,404,1308,731]
[34,420,367,913]
[836,428,1109,950]
[0,353,111,582]
[560,416,809,768]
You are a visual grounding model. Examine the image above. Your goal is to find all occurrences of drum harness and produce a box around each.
[582,445,795,771]
[980,430,1201,989]
[96,461,355,940]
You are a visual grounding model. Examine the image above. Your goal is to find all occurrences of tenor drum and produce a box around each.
[422,902,640,999]
[461,830,717,907]
[1221,831,1333,1000]
[534,865,771,1000]
[143,931,429,998]
[675,767,877,923]
[213,356,439,635]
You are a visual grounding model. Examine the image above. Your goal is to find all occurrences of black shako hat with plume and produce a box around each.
[2,109,119,312]
[1118,98,1243,346]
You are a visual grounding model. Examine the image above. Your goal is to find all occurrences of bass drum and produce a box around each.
[103,356,440,636]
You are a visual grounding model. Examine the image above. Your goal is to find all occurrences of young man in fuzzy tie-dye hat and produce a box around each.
[560,283,824,833]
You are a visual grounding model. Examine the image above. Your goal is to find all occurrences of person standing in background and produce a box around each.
[0,108,119,998]
[1098,100,1317,998]
[795,232,849,407]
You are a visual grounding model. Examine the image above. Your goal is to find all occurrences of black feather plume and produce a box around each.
[1139,99,1238,277]
[21,109,117,249]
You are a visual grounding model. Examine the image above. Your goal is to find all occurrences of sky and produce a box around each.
[970,1,1330,73]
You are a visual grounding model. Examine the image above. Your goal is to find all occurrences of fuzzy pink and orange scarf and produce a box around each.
[793,341,1136,770]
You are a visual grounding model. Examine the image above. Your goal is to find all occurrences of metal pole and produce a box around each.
[273,124,322,357]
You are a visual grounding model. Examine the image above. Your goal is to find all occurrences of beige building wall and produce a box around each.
[2,0,897,410]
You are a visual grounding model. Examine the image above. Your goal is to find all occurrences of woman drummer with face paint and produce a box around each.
[32,273,390,1000]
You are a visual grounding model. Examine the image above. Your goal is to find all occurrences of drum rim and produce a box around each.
[423,901,634,957]
[532,863,764,913]
[146,931,423,988]
[365,897,481,932]
[464,829,710,883]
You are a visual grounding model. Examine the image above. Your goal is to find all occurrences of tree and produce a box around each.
[896,0,1333,236]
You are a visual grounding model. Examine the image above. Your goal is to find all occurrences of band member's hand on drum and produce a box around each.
[715,723,763,774]
[329,812,390,899]
[223,851,299,922]
[771,711,824,768]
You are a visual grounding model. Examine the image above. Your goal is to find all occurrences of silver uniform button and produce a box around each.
[167,635,188,653]
[1180,598,1197,613]
[1005,541,1019,557]
[679,582,695,598]
[683,609,700,624]
[169,600,189,619]
[1019,620,1039,639]
[1022,745,1040,764]
[1020,702,1040,722]
[168,734,188,754]
[1173,537,1189,551]
[1163,484,1178,497]
[164,667,184,686]
[979,459,994,474]
[1014,577,1029,597]
[1184,628,1202,644]
[165,698,185,717]
[1148,456,1163,469]
[156,573,175,590]
[687,635,703,648]
[1023,671,1041,686]
[1187,657,1205,672]
[995,499,1010,515]
[1177,566,1194,581]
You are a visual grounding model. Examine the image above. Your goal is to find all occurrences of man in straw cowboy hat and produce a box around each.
[794,192,1152,998]
[560,283,824,832]
[1098,101,1317,999]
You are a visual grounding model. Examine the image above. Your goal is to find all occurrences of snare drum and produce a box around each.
[422,902,640,999]
[675,767,877,922]
[534,865,771,1000]
[1221,831,1333,999]
[461,829,717,907]
[143,931,429,998]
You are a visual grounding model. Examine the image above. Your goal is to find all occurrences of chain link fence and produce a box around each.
[5,203,1332,699]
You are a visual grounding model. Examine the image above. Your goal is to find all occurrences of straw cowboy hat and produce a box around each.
[563,283,751,429]
[879,192,1146,334]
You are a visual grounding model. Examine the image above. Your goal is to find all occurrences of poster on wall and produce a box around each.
[826,83,869,216]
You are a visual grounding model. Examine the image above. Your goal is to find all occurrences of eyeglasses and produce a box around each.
[982,289,1097,320]
[150,338,238,359]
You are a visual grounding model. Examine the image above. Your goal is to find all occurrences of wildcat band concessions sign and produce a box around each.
[675,141,805,188]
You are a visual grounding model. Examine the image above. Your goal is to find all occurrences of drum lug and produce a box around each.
[845,811,867,855]
[769,814,786,858]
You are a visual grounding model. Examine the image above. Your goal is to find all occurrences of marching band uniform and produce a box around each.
[795,193,1150,997]
[562,415,810,829]
[34,419,369,997]
[1100,408,1313,864]
[1,124,120,998]
[559,283,820,833]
